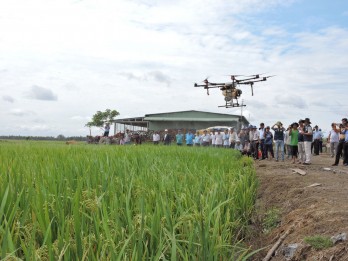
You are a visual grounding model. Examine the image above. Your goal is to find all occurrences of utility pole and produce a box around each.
[238,99,244,131]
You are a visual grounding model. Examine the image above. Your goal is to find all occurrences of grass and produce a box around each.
[262,207,281,233]
[0,140,258,260]
[304,235,333,250]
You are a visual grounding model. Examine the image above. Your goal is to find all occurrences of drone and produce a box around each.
[194,74,274,108]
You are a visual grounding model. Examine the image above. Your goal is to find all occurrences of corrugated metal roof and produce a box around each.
[144,117,237,121]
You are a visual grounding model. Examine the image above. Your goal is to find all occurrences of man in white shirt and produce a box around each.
[215,129,223,147]
[328,123,340,157]
[259,123,266,160]
[210,129,216,147]
[229,128,238,148]
[201,130,210,146]
[152,131,161,145]
[252,126,260,159]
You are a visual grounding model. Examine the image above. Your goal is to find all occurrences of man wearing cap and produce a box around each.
[301,118,313,165]
[272,121,285,162]
[251,126,260,159]
[163,129,171,145]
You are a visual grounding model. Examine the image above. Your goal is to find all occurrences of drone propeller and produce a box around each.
[245,73,266,77]
[262,75,276,80]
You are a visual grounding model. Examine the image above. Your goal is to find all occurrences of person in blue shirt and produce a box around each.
[193,131,202,146]
[312,125,323,155]
[185,130,195,146]
[175,130,184,146]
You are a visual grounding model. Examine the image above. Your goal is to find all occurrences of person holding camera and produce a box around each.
[332,118,348,166]
[327,123,340,157]
[272,121,285,162]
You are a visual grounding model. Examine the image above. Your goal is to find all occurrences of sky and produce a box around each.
[1,0,347,137]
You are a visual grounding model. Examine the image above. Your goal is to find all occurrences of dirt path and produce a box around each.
[251,153,348,261]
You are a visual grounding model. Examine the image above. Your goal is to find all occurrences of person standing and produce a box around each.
[312,125,321,155]
[328,123,340,157]
[210,129,216,147]
[252,126,260,159]
[176,130,184,146]
[193,131,202,146]
[332,118,348,166]
[222,129,230,148]
[153,131,160,145]
[103,122,110,137]
[214,129,223,147]
[289,122,299,164]
[248,126,255,157]
[272,121,285,162]
[284,126,292,159]
[302,118,313,165]
[259,123,266,159]
[185,130,194,146]
[163,129,171,145]
[201,130,210,146]
[297,120,306,164]
[264,126,274,160]
[124,129,131,145]
[229,127,238,149]
[343,124,348,166]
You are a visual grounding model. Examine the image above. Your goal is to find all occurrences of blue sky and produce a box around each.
[0,0,347,136]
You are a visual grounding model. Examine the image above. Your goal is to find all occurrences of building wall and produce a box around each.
[148,121,239,131]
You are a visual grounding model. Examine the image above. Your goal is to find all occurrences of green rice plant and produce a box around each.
[0,140,259,260]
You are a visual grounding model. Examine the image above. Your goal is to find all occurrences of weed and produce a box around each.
[304,235,333,250]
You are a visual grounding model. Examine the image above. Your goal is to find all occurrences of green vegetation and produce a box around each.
[0,141,258,260]
[304,235,333,250]
[262,207,281,233]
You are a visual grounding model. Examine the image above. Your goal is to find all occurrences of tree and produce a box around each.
[85,109,120,136]
[57,134,66,140]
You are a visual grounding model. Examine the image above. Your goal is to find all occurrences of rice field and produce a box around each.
[0,140,258,260]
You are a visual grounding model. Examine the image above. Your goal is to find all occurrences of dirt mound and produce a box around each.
[250,153,348,260]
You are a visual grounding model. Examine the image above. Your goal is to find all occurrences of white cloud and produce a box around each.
[9,109,35,117]
[3,95,14,103]
[26,85,58,101]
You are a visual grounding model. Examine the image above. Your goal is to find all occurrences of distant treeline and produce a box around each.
[0,135,87,141]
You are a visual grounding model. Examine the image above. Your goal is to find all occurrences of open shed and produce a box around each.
[113,110,249,133]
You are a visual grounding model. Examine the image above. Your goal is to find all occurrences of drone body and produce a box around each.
[194,74,274,108]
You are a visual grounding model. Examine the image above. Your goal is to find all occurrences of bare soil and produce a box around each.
[249,153,348,261]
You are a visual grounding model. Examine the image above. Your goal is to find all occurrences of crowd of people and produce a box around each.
[90,119,348,167]
[153,117,348,167]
